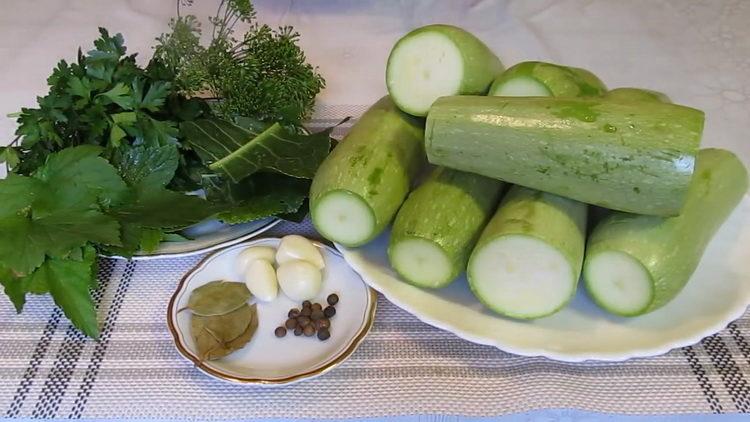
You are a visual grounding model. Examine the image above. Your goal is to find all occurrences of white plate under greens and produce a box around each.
[127,218,280,259]
[168,237,377,385]
[336,195,750,362]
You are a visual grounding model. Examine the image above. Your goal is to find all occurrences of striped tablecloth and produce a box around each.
[1,215,749,419]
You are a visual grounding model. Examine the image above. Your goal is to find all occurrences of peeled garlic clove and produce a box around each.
[236,246,277,275]
[244,259,278,302]
[276,235,325,269]
[277,259,322,301]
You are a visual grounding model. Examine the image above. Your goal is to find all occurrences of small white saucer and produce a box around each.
[167,237,377,385]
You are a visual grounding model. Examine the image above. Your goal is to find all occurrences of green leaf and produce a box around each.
[129,116,179,147]
[137,80,172,112]
[111,111,137,125]
[66,77,92,99]
[33,145,129,208]
[23,264,51,294]
[41,247,100,339]
[139,228,164,253]
[0,146,21,169]
[100,222,142,258]
[98,82,133,109]
[109,124,127,146]
[0,210,120,275]
[0,174,43,218]
[0,266,26,312]
[215,175,309,224]
[115,144,179,187]
[278,199,309,223]
[181,118,331,183]
[218,192,305,224]
[112,186,216,230]
[0,147,125,274]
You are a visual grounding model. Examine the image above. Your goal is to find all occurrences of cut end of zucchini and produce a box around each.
[386,32,463,116]
[468,235,576,319]
[312,190,375,247]
[490,76,551,97]
[389,237,455,288]
[584,251,653,316]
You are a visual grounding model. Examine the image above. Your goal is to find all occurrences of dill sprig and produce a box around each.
[153,0,325,125]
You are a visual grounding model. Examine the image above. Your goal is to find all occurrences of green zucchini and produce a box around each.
[606,87,671,103]
[425,95,705,216]
[310,96,425,247]
[466,62,597,318]
[467,186,587,319]
[386,24,503,116]
[584,148,748,316]
[388,168,504,288]
[489,61,606,97]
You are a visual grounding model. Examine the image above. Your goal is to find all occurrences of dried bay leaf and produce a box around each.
[193,325,222,361]
[225,304,258,351]
[192,304,258,361]
[187,280,251,316]
[191,304,253,344]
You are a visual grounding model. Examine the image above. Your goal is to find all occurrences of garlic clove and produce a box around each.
[276,259,322,301]
[236,246,277,275]
[276,235,325,269]
[244,259,278,302]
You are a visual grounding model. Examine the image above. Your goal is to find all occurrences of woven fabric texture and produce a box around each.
[1,213,750,419]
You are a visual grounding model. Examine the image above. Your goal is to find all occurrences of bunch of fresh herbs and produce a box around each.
[153,0,325,125]
[0,0,330,338]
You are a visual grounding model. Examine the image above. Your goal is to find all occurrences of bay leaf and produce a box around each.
[192,304,258,361]
[192,325,222,361]
[187,280,250,316]
[191,304,253,344]
[225,304,258,351]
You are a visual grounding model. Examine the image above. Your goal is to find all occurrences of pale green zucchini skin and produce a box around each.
[489,61,606,97]
[425,95,705,216]
[386,24,504,116]
[310,96,425,246]
[467,186,587,318]
[584,148,748,316]
[469,63,596,317]
[606,87,671,103]
[388,167,504,287]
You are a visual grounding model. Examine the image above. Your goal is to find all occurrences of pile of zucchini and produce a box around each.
[310,24,749,319]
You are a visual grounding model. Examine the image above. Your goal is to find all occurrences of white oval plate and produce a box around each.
[336,195,750,362]
[127,218,280,260]
[168,238,377,385]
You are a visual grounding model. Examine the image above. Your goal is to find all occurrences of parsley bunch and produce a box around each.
[9,28,208,176]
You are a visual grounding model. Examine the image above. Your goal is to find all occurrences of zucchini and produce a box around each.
[584,148,748,316]
[388,168,504,288]
[467,186,587,319]
[606,87,670,103]
[386,24,503,116]
[425,95,705,216]
[466,62,596,318]
[310,96,425,247]
[489,61,606,97]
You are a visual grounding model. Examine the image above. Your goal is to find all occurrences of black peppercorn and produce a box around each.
[317,328,330,341]
[324,305,336,318]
